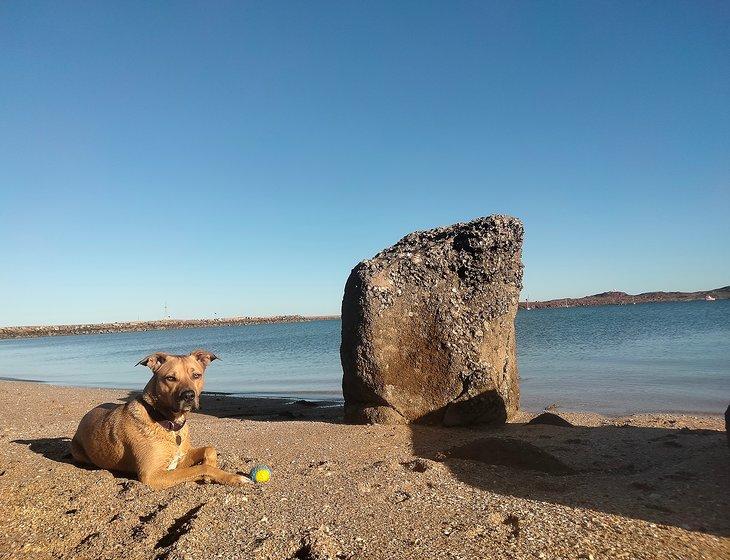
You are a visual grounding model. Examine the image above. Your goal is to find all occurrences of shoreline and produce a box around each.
[0,377,724,420]
[0,380,727,559]
[0,314,340,340]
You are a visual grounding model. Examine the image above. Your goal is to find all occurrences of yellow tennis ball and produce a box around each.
[250,465,271,483]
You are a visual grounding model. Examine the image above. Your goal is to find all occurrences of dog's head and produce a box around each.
[136,349,218,414]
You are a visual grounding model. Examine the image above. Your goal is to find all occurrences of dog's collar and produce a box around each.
[157,418,186,432]
[138,397,186,432]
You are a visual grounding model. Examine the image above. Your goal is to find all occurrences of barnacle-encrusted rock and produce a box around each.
[340,215,523,426]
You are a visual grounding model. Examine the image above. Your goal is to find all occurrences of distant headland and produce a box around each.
[0,315,339,340]
[519,286,729,310]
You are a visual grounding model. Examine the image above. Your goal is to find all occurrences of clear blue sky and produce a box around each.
[1,2,728,326]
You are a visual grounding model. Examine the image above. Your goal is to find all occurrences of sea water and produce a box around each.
[0,300,727,415]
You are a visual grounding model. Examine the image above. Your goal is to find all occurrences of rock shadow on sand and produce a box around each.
[406,396,729,537]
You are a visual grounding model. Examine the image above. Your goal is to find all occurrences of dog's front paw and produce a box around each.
[225,473,252,486]
[237,474,253,485]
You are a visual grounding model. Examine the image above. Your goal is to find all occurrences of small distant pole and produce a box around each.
[164,302,168,319]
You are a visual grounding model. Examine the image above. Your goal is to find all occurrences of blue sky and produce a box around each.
[1,1,728,326]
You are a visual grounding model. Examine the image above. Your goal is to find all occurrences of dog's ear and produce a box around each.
[136,352,169,372]
[190,349,218,367]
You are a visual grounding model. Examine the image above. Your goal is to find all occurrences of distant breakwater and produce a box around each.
[0,315,340,340]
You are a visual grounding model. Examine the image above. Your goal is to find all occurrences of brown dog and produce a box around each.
[71,349,249,489]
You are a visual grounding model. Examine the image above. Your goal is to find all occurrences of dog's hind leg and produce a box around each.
[70,434,91,465]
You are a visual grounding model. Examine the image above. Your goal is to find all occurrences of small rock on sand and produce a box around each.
[528,412,574,427]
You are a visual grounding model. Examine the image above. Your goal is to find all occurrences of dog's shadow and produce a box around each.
[12,436,83,466]
[12,436,128,479]
[13,404,129,479]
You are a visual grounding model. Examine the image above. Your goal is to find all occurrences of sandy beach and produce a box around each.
[0,380,727,560]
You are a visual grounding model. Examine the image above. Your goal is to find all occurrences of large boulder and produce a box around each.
[340,215,523,426]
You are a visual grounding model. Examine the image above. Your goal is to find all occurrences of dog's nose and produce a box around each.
[180,389,195,402]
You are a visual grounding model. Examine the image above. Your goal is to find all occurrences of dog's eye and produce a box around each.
[164,376,176,382]
[192,373,202,380]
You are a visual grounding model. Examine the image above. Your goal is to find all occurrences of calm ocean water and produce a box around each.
[0,300,727,415]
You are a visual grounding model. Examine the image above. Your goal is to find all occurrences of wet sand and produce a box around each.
[0,380,728,559]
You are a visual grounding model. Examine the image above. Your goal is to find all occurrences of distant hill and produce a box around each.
[519,286,730,309]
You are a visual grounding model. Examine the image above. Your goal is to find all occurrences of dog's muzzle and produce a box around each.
[178,389,197,411]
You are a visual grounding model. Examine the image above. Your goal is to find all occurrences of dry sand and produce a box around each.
[0,380,727,559]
